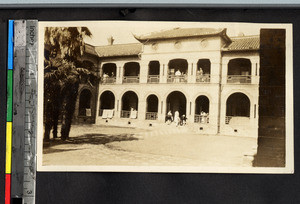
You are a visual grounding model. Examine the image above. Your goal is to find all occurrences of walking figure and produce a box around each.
[180,114,187,126]
[166,110,173,125]
[174,111,180,127]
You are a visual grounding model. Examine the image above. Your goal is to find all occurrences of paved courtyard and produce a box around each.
[42,124,257,167]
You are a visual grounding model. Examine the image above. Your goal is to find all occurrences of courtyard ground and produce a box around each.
[42,124,257,167]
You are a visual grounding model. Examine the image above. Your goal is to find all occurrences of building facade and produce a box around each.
[77,28,260,138]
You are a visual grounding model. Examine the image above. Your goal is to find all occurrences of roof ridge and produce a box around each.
[230,35,260,39]
[95,42,142,48]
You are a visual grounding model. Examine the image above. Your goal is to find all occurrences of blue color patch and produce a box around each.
[7,20,14,70]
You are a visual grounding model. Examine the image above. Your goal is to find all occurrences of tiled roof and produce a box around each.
[95,43,142,58]
[223,35,260,51]
[84,44,98,56]
[134,27,229,42]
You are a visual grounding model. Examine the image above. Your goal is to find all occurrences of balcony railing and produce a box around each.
[194,114,209,124]
[101,77,116,84]
[123,76,139,83]
[227,75,251,84]
[99,109,115,118]
[145,112,158,120]
[121,110,131,118]
[196,74,210,83]
[147,75,160,83]
[167,75,187,83]
[121,110,138,119]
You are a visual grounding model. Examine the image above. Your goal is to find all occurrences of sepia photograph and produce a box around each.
[37,21,293,173]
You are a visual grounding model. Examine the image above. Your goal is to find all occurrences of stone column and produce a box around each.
[159,62,164,83]
[157,99,164,121]
[115,96,121,119]
[138,100,147,120]
[160,60,169,83]
[139,61,148,84]
[187,60,197,83]
[99,63,103,79]
[221,59,230,84]
[210,58,221,84]
[116,62,124,84]
[250,58,259,84]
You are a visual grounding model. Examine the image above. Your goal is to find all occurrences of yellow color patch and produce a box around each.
[6,122,12,174]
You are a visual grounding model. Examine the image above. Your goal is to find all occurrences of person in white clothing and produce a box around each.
[174,111,180,127]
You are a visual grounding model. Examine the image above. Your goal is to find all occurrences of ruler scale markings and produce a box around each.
[11,20,27,199]
[23,20,38,204]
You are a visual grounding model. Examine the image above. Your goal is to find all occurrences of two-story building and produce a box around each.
[75,27,260,138]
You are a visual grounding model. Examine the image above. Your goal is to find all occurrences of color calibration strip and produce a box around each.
[5,20,14,204]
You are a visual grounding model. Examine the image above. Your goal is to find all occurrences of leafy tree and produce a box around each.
[44,27,95,141]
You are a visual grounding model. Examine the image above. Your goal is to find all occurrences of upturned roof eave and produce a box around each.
[133,28,231,43]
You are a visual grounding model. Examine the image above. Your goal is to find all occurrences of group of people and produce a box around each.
[102,72,114,82]
[166,110,187,127]
[200,111,209,123]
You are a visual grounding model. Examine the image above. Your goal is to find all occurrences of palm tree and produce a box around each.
[44,27,96,141]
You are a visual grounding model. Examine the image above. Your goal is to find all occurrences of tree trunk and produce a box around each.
[60,75,79,140]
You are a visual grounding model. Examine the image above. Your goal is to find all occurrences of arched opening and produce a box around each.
[146,94,159,120]
[194,95,210,123]
[79,89,92,117]
[197,59,211,82]
[121,91,139,118]
[227,58,252,83]
[123,62,140,83]
[99,91,115,118]
[102,63,117,84]
[148,61,160,83]
[168,59,188,83]
[166,91,187,117]
[226,92,250,124]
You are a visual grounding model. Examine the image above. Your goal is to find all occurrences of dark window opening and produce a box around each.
[228,58,251,75]
[195,96,210,114]
[226,92,250,117]
[102,63,117,77]
[166,91,187,116]
[124,62,140,76]
[197,59,211,75]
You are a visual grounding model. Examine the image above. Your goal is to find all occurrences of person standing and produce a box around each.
[174,110,180,127]
[175,69,181,83]
[166,110,173,125]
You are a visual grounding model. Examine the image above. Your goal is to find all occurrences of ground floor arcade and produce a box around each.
[94,84,259,137]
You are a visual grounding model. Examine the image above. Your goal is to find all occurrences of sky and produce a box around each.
[83,21,264,46]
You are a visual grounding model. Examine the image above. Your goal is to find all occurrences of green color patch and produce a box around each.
[7,70,13,122]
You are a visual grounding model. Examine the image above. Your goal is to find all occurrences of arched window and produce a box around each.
[197,59,211,82]
[168,59,188,83]
[121,91,139,118]
[99,91,115,116]
[226,92,250,117]
[102,63,117,84]
[166,91,187,116]
[146,94,159,120]
[148,61,160,83]
[227,58,251,83]
[194,95,210,123]
[123,62,140,83]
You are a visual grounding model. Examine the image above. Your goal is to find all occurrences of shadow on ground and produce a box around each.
[43,133,139,154]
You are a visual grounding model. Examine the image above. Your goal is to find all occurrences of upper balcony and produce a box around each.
[227,75,251,84]
[148,75,160,83]
[101,76,116,84]
[167,74,187,83]
[123,76,140,83]
[196,74,210,83]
